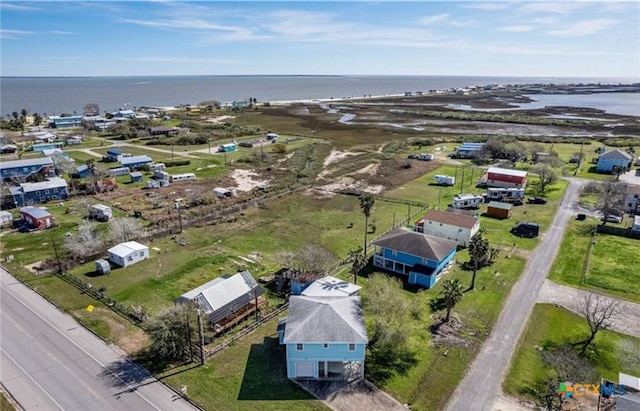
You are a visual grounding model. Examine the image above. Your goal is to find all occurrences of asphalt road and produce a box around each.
[0,268,199,411]
[446,178,586,411]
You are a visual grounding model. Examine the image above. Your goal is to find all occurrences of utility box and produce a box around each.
[95,259,111,275]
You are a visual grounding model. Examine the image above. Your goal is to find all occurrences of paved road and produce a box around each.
[446,178,587,411]
[0,268,199,411]
[537,279,640,338]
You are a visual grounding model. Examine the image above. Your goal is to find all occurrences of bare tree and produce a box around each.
[63,220,103,259]
[597,180,626,223]
[295,244,336,275]
[83,103,100,117]
[574,293,621,356]
[108,217,145,243]
[530,163,559,193]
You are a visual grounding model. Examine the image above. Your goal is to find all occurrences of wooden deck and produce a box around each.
[213,296,268,334]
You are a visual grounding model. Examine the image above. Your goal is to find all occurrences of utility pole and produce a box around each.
[171,140,174,160]
[197,309,206,366]
[260,140,265,162]
[208,136,211,154]
[223,151,227,167]
[460,168,465,194]
[186,307,194,363]
[438,187,442,210]
[52,237,63,274]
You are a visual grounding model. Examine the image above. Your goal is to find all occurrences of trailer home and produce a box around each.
[170,173,196,182]
[434,175,455,186]
[451,193,484,209]
[418,153,434,161]
[90,204,112,222]
[486,188,525,202]
[107,241,149,267]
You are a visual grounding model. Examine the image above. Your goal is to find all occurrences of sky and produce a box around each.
[1,1,639,78]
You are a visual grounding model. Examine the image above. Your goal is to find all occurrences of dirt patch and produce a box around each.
[316,177,385,195]
[430,319,471,348]
[230,169,270,192]
[204,115,236,124]
[363,158,440,191]
[492,394,536,410]
[323,149,359,167]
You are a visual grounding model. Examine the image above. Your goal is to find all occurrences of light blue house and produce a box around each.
[48,116,83,129]
[121,155,153,169]
[596,149,633,173]
[279,295,367,381]
[219,143,237,153]
[372,228,458,288]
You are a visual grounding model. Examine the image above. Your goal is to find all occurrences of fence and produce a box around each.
[206,302,289,358]
[595,224,640,240]
[55,270,146,325]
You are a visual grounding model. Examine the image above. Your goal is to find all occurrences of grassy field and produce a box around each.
[160,316,327,411]
[347,253,527,411]
[384,162,569,250]
[549,218,640,303]
[1,392,17,411]
[504,304,640,400]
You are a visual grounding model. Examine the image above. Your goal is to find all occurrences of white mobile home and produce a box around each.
[418,153,434,161]
[90,204,112,221]
[170,173,196,182]
[451,193,484,209]
[434,175,455,186]
[107,241,149,267]
[486,188,525,201]
[213,187,232,198]
[0,210,13,227]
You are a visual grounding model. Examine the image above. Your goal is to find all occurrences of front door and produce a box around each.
[409,271,417,284]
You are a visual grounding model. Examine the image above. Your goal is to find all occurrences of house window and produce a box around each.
[348,344,356,351]
[127,256,133,262]
[391,250,398,257]
[323,343,329,349]
[439,223,443,226]
[45,189,50,194]
[53,188,58,193]
[36,191,42,196]
[296,343,304,351]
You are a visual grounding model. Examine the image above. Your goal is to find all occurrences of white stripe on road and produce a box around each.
[1,347,66,411]
[0,281,163,411]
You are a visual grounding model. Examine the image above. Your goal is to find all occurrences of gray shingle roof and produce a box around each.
[372,228,458,262]
[283,296,368,344]
[599,149,633,161]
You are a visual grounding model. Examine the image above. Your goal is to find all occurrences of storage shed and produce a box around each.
[20,207,56,230]
[213,187,231,198]
[95,259,111,275]
[107,241,149,267]
[486,201,513,219]
[0,210,13,227]
[177,271,266,334]
[130,171,143,183]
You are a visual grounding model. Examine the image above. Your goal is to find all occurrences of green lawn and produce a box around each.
[504,304,640,399]
[385,163,568,250]
[160,316,327,411]
[549,218,640,303]
[342,253,526,411]
[1,392,17,411]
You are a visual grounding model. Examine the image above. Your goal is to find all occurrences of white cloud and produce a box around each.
[530,16,558,26]
[498,25,533,32]
[463,3,510,11]
[520,2,587,14]
[50,31,76,35]
[0,29,35,39]
[548,19,616,37]
[450,19,474,27]
[124,56,238,64]
[418,13,449,25]
[0,3,40,11]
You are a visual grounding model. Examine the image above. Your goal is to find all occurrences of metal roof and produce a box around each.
[487,167,528,178]
[9,177,68,194]
[0,157,53,171]
[599,149,633,161]
[107,241,148,257]
[20,206,52,219]
[121,155,152,166]
[487,201,513,210]
[424,209,479,229]
[283,295,368,344]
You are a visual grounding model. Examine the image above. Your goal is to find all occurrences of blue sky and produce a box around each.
[1,1,639,77]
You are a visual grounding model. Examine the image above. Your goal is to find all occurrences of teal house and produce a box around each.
[219,143,237,153]
[372,228,457,288]
[596,149,633,173]
[278,295,367,381]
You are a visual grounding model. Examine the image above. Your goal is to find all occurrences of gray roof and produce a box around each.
[0,157,53,171]
[178,271,264,324]
[121,155,152,166]
[599,149,633,161]
[301,276,361,297]
[20,206,52,219]
[9,177,68,195]
[372,228,458,262]
[283,295,368,344]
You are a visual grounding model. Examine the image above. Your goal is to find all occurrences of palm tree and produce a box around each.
[349,248,367,284]
[467,228,489,291]
[442,279,464,322]
[359,195,375,255]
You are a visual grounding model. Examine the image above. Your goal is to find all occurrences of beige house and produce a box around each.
[625,184,640,214]
[415,209,480,247]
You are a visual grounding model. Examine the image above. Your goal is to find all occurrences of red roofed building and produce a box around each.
[485,167,528,189]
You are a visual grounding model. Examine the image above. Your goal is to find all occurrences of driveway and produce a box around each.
[537,279,640,338]
[446,178,588,411]
[296,379,408,411]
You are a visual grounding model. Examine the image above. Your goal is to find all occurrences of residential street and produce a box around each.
[537,279,640,338]
[446,178,587,411]
[0,267,199,411]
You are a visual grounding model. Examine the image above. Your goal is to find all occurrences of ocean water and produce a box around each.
[1,75,637,117]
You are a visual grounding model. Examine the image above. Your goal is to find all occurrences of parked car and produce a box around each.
[527,197,548,204]
[511,222,540,238]
[239,141,253,148]
[601,215,622,223]
[576,213,587,221]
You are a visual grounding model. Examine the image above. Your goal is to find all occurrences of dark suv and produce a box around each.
[527,197,547,204]
[511,222,540,238]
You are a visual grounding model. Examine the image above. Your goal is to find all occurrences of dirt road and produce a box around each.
[446,178,588,411]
